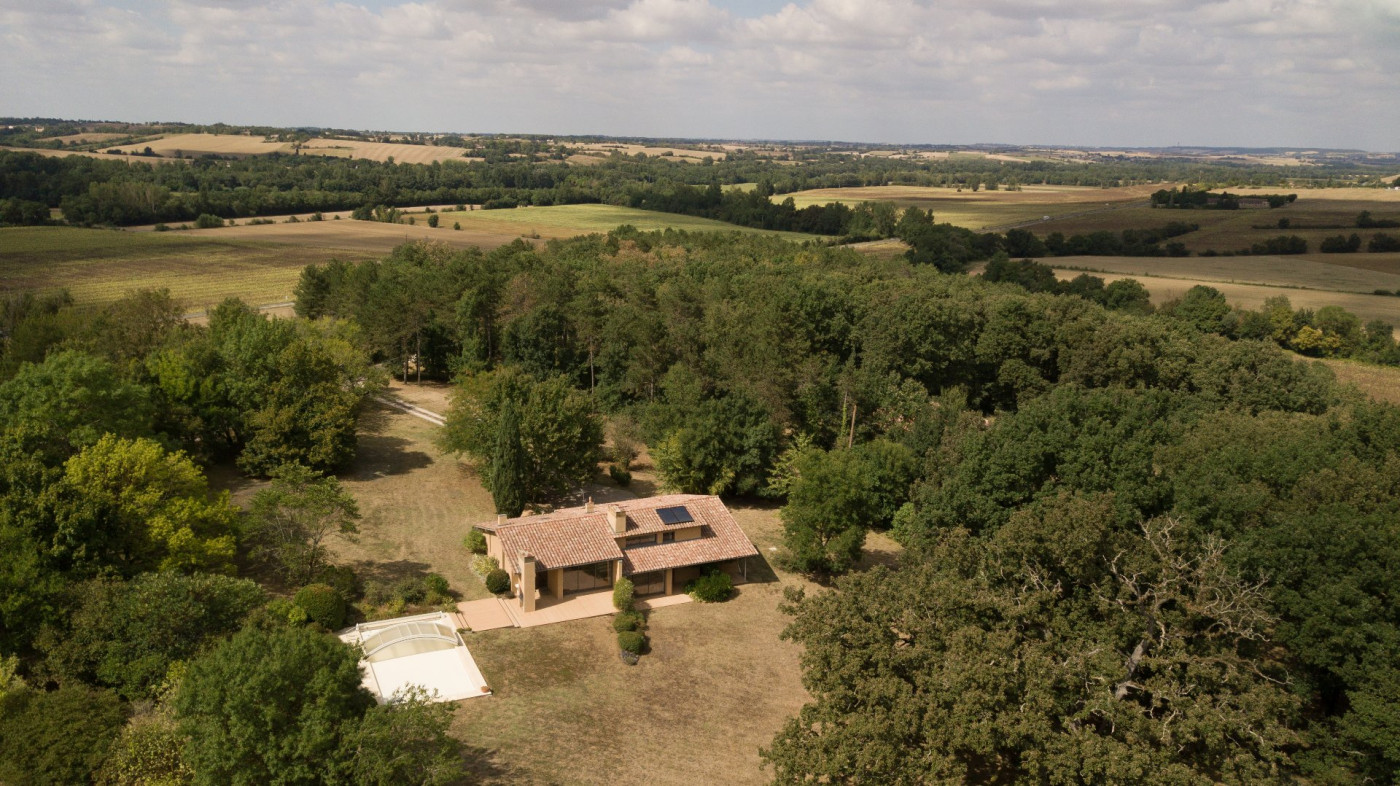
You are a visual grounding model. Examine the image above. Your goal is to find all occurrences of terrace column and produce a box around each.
[664,569,674,596]
[519,554,537,613]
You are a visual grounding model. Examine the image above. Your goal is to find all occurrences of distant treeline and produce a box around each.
[1151,186,1297,209]
[1,145,1391,231]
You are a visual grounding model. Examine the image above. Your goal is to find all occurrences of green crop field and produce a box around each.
[435,203,820,240]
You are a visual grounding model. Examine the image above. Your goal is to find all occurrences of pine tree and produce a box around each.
[489,403,528,517]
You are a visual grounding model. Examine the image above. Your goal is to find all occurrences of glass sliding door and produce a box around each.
[562,561,613,594]
[630,571,665,596]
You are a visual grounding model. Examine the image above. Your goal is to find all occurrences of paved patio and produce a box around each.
[457,590,692,631]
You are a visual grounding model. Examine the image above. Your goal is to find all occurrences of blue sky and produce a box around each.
[2,0,1397,150]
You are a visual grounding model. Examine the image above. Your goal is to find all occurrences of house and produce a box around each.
[474,494,759,613]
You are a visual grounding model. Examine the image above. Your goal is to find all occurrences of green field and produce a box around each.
[436,203,819,240]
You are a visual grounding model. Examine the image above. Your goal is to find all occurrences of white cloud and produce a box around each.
[0,0,1395,148]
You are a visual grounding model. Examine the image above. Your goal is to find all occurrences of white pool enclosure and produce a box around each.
[339,612,491,703]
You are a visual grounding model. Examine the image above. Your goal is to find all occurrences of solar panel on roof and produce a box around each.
[656,505,694,525]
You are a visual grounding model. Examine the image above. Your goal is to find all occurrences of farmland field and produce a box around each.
[0,226,350,308]
[0,207,816,310]
[1044,264,1400,328]
[1,146,183,164]
[107,133,291,157]
[298,138,481,164]
[775,184,1162,229]
[436,204,822,240]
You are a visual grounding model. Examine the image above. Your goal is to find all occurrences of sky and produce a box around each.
[2,0,1398,150]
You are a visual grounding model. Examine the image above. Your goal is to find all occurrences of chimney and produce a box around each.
[586,497,594,513]
[609,506,627,535]
[496,513,506,526]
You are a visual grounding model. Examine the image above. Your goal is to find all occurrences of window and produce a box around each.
[562,561,613,594]
[625,534,657,549]
[631,571,665,596]
[661,531,675,544]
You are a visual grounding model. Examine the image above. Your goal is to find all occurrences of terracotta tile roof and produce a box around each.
[483,494,757,576]
[496,514,624,572]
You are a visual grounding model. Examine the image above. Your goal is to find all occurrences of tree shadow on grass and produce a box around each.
[343,433,433,480]
[344,558,437,587]
[459,745,522,785]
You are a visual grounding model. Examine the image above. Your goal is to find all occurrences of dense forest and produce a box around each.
[284,229,1400,782]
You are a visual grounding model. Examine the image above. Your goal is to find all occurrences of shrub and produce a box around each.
[463,529,487,555]
[293,583,347,629]
[193,213,224,229]
[427,213,439,228]
[619,650,640,666]
[153,223,170,232]
[609,464,632,486]
[613,611,643,633]
[471,554,499,579]
[687,570,733,603]
[310,212,323,221]
[362,580,392,606]
[613,576,635,611]
[485,569,511,595]
[453,221,461,230]
[316,564,362,601]
[392,577,426,604]
[424,573,450,597]
[617,630,645,655]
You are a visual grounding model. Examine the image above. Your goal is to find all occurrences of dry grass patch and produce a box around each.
[1310,357,1400,405]
[327,405,496,602]
[1,147,182,164]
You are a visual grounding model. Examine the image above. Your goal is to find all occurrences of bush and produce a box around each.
[153,223,170,232]
[427,213,439,228]
[613,576,635,611]
[619,650,640,666]
[453,221,461,230]
[485,569,511,595]
[463,529,487,555]
[471,554,499,578]
[293,583,347,629]
[609,464,632,486]
[316,564,362,601]
[392,577,426,604]
[687,570,734,603]
[362,580,392,606]
[617,630,645,655]
[613,611,644,633]
[193,213,224,229]
[424,573,450,597]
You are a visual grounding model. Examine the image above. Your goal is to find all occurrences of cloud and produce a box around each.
[0,0,1395,149]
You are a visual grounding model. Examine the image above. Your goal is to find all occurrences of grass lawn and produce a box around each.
[296,384,900,784]
[435,204,821,241]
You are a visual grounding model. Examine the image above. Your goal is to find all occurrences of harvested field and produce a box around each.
[186,217,525,255]
[569,142,722,162]
[1,146,183,164]
[437,204,821,241]
[777,184,1162,229]
[299,138,481,164]
[1046,254,1400,294]
[1045,267,1400,328]
[108,133,290,157]
[44,132,130,145]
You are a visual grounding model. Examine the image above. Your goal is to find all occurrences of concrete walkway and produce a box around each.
[456,590,692,631]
